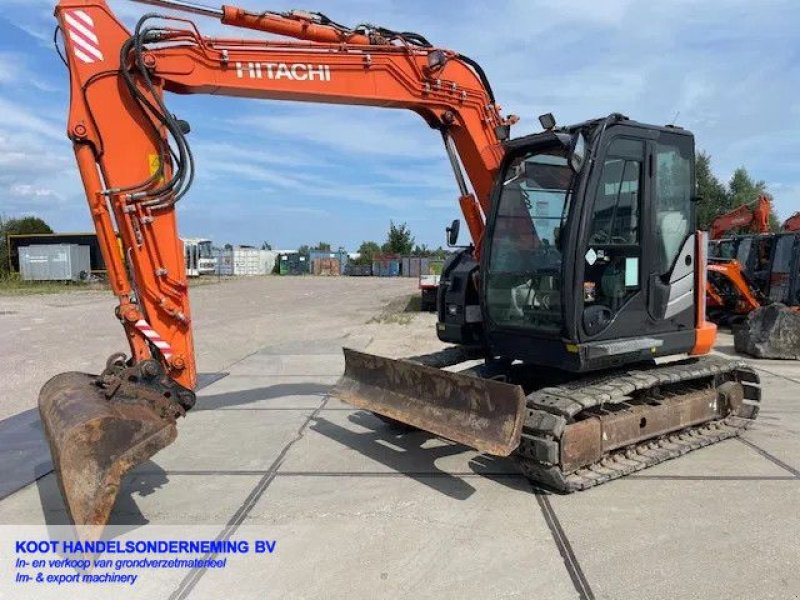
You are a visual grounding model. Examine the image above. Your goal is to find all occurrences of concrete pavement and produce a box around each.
[2,278,799,599]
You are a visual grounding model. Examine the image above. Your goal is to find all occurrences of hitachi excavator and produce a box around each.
[44,0,761,530]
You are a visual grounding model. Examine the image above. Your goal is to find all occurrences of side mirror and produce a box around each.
[446,219,460,247]
[569,132,587,172]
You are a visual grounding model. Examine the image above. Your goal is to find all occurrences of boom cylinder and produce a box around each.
[129,0,223,18]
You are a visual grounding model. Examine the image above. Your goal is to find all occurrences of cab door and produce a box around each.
[575,127,696,350]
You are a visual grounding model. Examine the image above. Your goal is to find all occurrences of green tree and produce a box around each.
[354,240,381,265]
[412,244,430,257]
[297,244,311,262]
[695,152,729,230]
[314,242,331,253]
[727,167,779,231]
[381,221,415,255]
[431,246,448,260]
[695,153,779,232]
[261,241,272,250]
[0,215,54,275]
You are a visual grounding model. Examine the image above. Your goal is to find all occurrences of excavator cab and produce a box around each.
[482,114,702,372]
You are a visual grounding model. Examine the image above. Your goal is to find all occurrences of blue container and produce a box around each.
[372,257,401,277]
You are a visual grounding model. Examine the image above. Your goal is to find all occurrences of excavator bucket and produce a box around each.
[334,348,527,456]
[38,372,177,528]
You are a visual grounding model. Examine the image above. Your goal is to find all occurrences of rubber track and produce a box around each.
[515,356,761,492]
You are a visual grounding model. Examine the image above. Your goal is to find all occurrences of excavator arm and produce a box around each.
[708,194,771,240]
[782,212,800,232]
[44,0,512,529]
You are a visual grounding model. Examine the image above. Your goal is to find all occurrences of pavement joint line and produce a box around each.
[168,396,329,600]
[133,470,526,478]
[628,474,798,481]
[129,470,800,482]
[192,407,382,412]
[533,487,595,600]
[751,365,800,386]
[193,405,325,412]
[0,370,232,501]
[736,437,800,478]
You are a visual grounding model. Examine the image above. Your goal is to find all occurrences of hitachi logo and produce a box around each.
[235,62,331,82]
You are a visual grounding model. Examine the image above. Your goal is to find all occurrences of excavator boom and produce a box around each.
[44,0,511,528]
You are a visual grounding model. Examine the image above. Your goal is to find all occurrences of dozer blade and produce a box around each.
[334,348,526,456]
[38,372,177,528]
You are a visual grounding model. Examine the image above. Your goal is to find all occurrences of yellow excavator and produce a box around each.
[43,0,760,530]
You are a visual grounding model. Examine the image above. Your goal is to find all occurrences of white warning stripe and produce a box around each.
[65,10,104,64]
[64,13,99,44]
[73,48,94,64]
[69,30,103,60]
[74,9,94,27]
[134,319,174,360]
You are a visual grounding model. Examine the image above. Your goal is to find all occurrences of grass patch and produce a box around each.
[368,293,422,325]
[0,275,108,296]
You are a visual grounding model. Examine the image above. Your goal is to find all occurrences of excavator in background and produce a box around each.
[706,195,772,323]
[708,194,771,241]
[43,0,761,531]
[705,198,800,357]
[783,212,800,232]
[706,196,800,324]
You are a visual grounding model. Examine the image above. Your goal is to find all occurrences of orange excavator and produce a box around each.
[706,195,771,322]
[783,212,800,232]
[44,0,761,530]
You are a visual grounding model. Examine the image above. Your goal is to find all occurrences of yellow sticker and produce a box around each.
[148,154,163,183]
[566,344,579,353]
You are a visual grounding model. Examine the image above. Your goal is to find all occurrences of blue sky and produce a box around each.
[1,0,799,250]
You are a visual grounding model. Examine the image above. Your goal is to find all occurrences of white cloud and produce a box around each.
[10,184,60,198]
[2,0,799,247]
[233,106,444,159]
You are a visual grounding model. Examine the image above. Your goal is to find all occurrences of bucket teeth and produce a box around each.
[38,372,178,530]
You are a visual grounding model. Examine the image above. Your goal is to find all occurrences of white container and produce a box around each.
[217,248,276,276]
[19,244,91,281]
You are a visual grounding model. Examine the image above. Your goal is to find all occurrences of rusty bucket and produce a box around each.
[334,348,526,456]
[38,372,177,528]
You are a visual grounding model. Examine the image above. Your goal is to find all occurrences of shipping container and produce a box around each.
[19,244,91,282]
[9,233,110,275]
[372,256,401,277]
[217,248,275,276]
[400,256,430,278]
[312,257,341,276]
[345,263,372,276]
[279,253,307,275]
[309,249,348,275]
